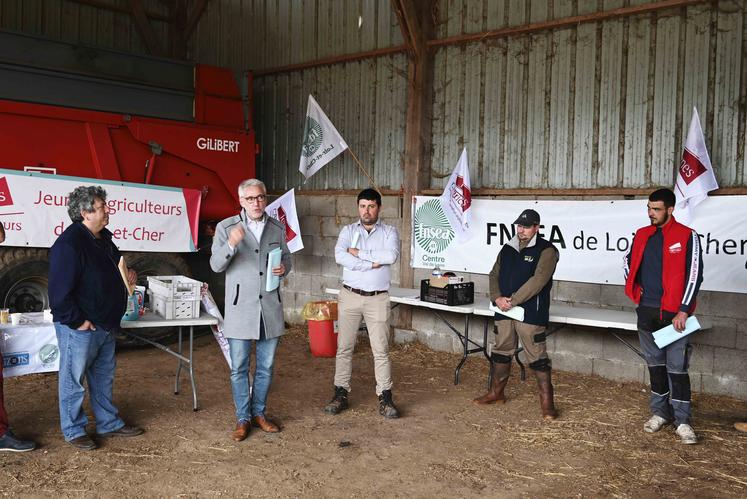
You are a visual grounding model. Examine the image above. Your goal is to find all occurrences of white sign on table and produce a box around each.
[1,314,59,378]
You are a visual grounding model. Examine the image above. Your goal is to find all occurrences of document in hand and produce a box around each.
[265,248,283,292]
[351,231,360,249]
[489,303,525,322]
[652,316,701,349]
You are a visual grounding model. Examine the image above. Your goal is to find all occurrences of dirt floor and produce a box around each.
[2,326,747,498]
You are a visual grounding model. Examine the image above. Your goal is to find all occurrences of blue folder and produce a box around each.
[652,316,702,349]
[265,248,283,292]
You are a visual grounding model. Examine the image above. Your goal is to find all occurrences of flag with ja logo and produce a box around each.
[298,95,348,180]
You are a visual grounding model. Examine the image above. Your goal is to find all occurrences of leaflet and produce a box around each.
[265,248,283,292]
[652,316,702,349]
[488,303,525,322]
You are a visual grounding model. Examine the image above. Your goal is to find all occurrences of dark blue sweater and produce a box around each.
[496,236,557,326]
[49,222,127,331]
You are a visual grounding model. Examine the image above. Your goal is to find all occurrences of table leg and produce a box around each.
[454,314,471,385]
[175,325,183,395]
[484,318,493,391]
[189,326,198,411]
[610,331,644,359]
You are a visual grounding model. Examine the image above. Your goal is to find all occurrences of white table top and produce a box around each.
[119,311,219,329]
[0,312,51,329]
[0,311,219,331]
[472,297,638,330]
[325,286,475,314]
[325,287,714,333]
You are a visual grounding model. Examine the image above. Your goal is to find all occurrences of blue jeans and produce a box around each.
[228,330,279,422]
[55,323,125,441]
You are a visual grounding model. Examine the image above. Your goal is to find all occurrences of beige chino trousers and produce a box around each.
[334,287,393,395]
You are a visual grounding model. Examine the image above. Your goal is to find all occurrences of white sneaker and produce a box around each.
[643,415,669,433]
[676,424,698,445]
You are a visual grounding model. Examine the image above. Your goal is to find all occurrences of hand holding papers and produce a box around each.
[489,303,525,322]
[265,248,283,292]
[653,316,702,349]
[351,231,360,249]
[118,256,135,296]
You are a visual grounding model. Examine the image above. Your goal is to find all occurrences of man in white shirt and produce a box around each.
[324,189,401,418]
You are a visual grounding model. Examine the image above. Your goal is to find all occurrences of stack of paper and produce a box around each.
[489,303,525,322]
[265,248,283,292]
[652,316,702,349]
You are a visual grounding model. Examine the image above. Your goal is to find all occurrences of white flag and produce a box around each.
[439,148,472,241]
[266,188,304,253]
[298,95,348,180]
[674,107,718,225]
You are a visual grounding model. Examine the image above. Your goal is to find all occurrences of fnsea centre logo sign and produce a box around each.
[414,199,454,266]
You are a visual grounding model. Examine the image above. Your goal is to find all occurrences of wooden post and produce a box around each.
[392,0,435,331]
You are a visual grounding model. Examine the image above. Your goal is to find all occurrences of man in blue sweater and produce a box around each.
[49,186,143,450]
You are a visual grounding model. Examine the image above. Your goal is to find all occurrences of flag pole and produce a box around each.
[347,148,381,194]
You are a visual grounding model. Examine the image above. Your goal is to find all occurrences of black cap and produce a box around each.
[513,209,540,226]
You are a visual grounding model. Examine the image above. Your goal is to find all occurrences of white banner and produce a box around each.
[0,169,201,251]
[439,148,472,241]
[1,318,59,378]
[412,196,747,294]
[298,95,348,180]
[266,188,304,253]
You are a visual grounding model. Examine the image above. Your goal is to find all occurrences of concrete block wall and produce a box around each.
[282,194,747,400]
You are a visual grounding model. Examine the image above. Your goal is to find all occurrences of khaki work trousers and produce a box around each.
[492,319,549,365]
[334,287,393,395]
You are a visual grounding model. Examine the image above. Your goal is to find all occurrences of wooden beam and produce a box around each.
[274,187,747,197]
[428,0,709,48]
[69,0,171,22]
[254,45,407,77]
[393,0,435,332]
[184,0,210,41]
[129,0,162,55]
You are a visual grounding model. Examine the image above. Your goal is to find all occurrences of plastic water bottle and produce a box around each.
[432,265,443,278]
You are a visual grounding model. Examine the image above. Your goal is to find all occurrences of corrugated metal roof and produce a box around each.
[190,0,404,70]
[5,1,745,191]
[0,0,169,55]
[431,0,747,189]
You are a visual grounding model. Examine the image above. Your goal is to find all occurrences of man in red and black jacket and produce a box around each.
[624,188,703,445]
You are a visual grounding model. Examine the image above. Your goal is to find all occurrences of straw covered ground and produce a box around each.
[1,325,746,498]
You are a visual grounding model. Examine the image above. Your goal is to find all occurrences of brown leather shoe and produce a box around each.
[232,421,250,442]
[251,415,280,433]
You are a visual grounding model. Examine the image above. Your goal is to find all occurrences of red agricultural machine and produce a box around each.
[0,30,255,326]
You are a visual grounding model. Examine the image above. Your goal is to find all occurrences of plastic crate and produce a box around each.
[420,279,474,306]
[147,275,202,301]
[147,289,200,319]
[146,275,201,319]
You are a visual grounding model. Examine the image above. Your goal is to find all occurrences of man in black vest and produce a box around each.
[474,209,560,420]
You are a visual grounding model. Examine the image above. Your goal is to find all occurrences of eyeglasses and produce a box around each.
[241,194,267,204]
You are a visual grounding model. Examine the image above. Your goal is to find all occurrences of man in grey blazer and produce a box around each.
[210,178,291,442]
